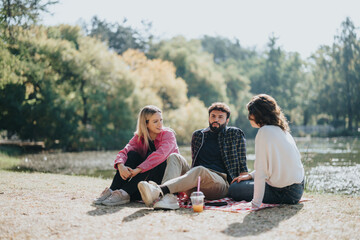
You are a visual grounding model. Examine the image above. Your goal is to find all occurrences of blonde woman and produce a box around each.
[229,94,304,208]
[93,105,179,206]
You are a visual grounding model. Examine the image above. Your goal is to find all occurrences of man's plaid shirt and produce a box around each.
[191,126,248,182]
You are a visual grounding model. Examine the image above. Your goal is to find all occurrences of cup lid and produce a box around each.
[190,191,204,197]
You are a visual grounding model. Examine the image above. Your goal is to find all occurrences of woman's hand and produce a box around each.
[231,173,252,184]
[128,167,142,178]
[118,164,132,180]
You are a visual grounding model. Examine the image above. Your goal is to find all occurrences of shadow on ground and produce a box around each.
[122,204,194,222]
[222,204,303,238]
[87,201,198,222]
[122,209,154,222]
[87,202,145,216]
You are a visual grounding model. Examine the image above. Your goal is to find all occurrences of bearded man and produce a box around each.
[137,102,248,210]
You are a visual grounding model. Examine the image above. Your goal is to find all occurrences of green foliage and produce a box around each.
[201,35,259,75]
[201,35,245,63]
[0,152,21,169]
[250,35,309,124]
[0,25,137,150]
[148,36,228,106]
[119,49,209,144]
[200,35,261,129]
[311,17,360,132]
[165,98,208,144]
[1,12,360,151]
[120,49,188,112]
[251,36,283,96]
[84,16,153,54]
[333,17,360,131]
[0,0,57,40]
[0,84,26,136]
[0,28,81,148]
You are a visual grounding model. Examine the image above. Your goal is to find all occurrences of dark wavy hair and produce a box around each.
[208,102,231,119]
[246,94,290,132]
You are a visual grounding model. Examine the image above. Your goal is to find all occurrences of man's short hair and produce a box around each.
[208,102,231,119]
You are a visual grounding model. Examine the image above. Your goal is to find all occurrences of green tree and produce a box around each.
[201,35,259,75]
[120,49,188,112]
[251,35,283,97]
[250,35,308,124]
[0,0,57,39]
[84,16,152,54]
[1,25,137,149]
[148,36,228,106]
[218,60,251,126]
[333,17,360,131]
[44,25,136,149]
[311,18,360,132]
[165,98,208,144]
[311,46,345,127]
[200,35,261,125]
[119,49,209,144]
[0,29,79,147]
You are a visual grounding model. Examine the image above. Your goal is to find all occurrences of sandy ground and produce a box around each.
[0,170,359,240]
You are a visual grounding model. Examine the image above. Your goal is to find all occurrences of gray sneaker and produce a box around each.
[102,190,130,206]
[154,194,179,210]
[138,181,163,207]
[93,187,112,205]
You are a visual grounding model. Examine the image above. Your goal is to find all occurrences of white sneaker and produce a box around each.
[93,187,112,205]
[102,189,130,206]
[138,181,163,207]
[154,194,179,210]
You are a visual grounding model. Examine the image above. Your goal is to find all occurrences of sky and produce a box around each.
[40,0,360,59]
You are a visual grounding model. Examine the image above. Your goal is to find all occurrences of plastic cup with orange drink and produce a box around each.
[190,191,205,212]
[190,176,204,212]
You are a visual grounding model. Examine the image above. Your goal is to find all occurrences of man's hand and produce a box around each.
[231,173,252,184]
[118,164,132,180]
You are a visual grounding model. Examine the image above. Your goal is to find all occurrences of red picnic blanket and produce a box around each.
[177,193,310,213]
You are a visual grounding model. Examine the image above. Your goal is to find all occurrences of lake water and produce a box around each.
[15,137,360,196]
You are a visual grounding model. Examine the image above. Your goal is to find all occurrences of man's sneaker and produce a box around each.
[102,189,130,206]
[154,194,179,210]
[138,181,163,207]
[93,187,112,205]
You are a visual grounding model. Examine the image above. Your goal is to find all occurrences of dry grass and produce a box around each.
[0,170,359,240]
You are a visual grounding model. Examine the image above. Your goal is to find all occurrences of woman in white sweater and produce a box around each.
[228,94,304,208]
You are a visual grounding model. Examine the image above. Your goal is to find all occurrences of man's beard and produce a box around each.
[209,121,226,133]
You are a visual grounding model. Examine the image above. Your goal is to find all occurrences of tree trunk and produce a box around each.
[303,109,309,126]
[345,75,353,131]
[80,79,88,125]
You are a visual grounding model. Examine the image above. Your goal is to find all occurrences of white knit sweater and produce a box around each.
[250,125,304,207]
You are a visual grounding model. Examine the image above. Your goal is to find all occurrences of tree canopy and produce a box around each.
[1,2,359,150]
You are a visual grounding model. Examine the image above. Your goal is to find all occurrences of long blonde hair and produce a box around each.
[135,105,162,149]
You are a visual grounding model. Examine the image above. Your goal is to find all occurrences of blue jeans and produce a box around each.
[228,179,304,204]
